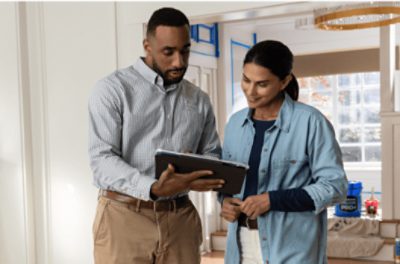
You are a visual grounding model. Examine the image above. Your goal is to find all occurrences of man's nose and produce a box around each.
[171,53,185,68]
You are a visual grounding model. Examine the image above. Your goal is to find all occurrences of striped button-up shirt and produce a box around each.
[88,58,221,201]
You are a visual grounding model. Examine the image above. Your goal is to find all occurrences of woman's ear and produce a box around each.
[281,74,293,90]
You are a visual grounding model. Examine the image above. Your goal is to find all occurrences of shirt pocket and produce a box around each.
[270,157,309,187]
[179,102,204,151]
[222,148,233,161]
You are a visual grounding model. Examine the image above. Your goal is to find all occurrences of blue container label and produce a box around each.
[339,196,358,212]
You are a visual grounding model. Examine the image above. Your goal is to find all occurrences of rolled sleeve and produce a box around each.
[303,116,348,214]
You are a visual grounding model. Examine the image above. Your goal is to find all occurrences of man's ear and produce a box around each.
[143,38,151,55]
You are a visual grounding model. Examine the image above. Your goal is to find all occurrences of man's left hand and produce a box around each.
[240,193,271,219]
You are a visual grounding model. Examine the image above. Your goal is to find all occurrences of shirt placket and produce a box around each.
[163,92,174,148]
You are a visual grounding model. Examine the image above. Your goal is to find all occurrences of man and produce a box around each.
[89,7,223,264]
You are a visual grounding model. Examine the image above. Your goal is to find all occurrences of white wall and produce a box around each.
[116,1,276,68]
[41,3,117,263]
[0,3,28,264]
[0,2,118,264]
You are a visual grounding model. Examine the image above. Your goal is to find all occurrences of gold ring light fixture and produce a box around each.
[314,1,400,30]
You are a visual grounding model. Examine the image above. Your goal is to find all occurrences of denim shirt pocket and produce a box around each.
[270,157,309,187]
[222,148,233,161]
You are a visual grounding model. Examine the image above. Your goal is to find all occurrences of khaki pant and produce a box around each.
[93,196,203,264]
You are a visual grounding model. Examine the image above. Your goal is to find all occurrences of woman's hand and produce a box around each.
[221,197,242,222]
[240,193,271,219]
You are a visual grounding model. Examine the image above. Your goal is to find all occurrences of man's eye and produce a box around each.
[163,50,173,56]
[181,49,190,55]
[258,82,268,88]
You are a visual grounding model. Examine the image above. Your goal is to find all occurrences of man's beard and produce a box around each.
[152,61,187,86]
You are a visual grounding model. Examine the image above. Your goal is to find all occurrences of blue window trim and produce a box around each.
[190,23,219,58]
[230,35,257,106]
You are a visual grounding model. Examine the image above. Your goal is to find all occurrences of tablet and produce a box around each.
[155,149,248,195]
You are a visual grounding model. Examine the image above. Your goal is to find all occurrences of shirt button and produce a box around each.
[261,169,266,173]
[262,237,267,241]
[263,148,267,152]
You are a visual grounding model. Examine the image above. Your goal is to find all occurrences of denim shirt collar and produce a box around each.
[133,58,179,92]
[240,92,294,133]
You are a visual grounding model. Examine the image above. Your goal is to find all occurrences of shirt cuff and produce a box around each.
[127,176,157,201]
[303,185,325,214]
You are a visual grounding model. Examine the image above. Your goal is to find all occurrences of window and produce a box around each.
[298,72,381,165]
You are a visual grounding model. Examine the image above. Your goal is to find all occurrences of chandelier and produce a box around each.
[314,1,400,30]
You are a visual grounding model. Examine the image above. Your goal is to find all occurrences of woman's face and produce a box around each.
[241,63,290,110]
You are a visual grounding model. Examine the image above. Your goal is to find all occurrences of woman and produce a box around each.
[219,40,347,264]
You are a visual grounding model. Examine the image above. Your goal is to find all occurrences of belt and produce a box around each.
[100,190,190,212]
[238,213,258,230]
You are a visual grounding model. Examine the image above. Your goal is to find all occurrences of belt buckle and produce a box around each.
[246,217,251,229]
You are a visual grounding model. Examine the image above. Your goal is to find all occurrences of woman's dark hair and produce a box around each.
[243,40,299,101]
[147,8,190,37]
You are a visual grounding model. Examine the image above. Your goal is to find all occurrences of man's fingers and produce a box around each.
[191,187,212,192]
[187,170,214,181]
[159,164,175,182]
[190,179,224,191]
[167,164,175,173]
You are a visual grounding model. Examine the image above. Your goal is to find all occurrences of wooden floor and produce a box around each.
[201,251,392,264]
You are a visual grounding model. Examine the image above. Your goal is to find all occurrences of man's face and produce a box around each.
[144,25,191,86]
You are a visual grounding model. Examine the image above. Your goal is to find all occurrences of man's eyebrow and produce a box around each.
[162,43,191,50]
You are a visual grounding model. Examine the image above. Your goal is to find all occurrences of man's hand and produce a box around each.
[189,177,225,192]
[221,197,242,222]
[151,164,224,197]
[240,193,271,219]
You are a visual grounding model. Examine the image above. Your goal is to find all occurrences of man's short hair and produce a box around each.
[146,7,190,37]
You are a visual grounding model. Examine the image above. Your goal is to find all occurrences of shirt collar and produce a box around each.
[133,58,180,92]
[240,92,294,133]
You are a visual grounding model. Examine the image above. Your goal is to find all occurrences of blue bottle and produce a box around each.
[335,181,363,217]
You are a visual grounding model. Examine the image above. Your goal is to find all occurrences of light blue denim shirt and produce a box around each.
[221,93,347,264]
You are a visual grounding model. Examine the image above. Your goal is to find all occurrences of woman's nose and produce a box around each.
[247,83,257,95]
